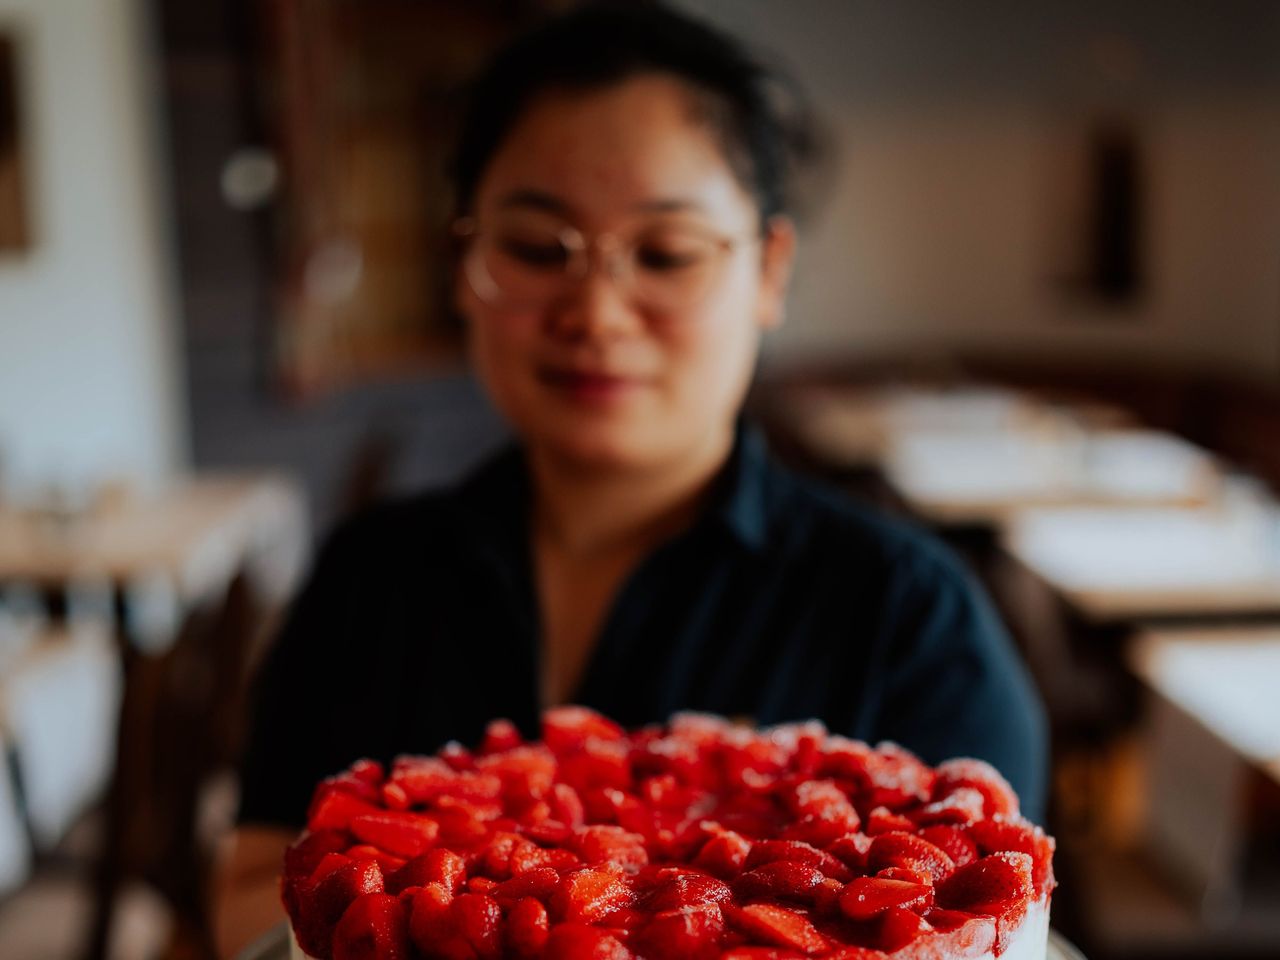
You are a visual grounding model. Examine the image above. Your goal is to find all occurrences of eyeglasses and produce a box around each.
[455,212,759,312]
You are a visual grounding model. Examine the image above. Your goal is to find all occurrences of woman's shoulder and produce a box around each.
[314,444,526,567]
[762,460,967,584]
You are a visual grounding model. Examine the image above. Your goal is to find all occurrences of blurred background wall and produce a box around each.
[0,0,185,501]
[681,0,1280,380]
[2,0,1278,524]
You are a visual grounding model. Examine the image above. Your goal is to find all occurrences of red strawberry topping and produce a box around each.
[332,892,408,960]
[281,709,1052,959]
[839,876,933,920]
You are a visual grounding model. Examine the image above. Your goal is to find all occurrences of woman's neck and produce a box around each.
[528,425,736,562]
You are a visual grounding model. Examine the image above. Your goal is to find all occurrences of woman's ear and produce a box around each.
[756,215,797,331]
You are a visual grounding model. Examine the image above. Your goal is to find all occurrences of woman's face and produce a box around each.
[460,73,795,472]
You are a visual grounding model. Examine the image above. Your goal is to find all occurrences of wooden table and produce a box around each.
[0,475,307,640]
[776,383,1045,470]
[1127,626,1280,925]
[0,473,308,960]
[1002,495,1280,623]
[775,384,1211,528]
[883,427,1218,527]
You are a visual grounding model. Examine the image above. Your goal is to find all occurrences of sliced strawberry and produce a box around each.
[557,738,633,792]
[502,897,548,958]
[777,810,862,847]
[523,818,573,847]
[782,779,855,820]
[936,851,1034,922]
[306,852,354,886]
[864,744,935,808]
[866,832,955,883]
[439,740,475,771]
[388,757,462,804]
[877,904,930,952]
[480,831,522,879]
[913,787,986,826]
[733,862,825,902]
[284,829,350,882]
[864,806,915,835]
[875,866,932,885]
[571,825,649,872]
[839,876,933,921]
[510,836,581,875]
[817,735,875,781]
[452,892,503,960]
[667,711,734,745]
[480,718,524,755]
[638,903,724,960]
[542,706,626,754]
[350,812,441,859]
[725,903,828,955]
[549,782,586,828]
[608,906,648,931]
[332,892,408,960]
[811,877,844,918]
[918,825,979,868]
[467,876,499,895]
[638,773,689,810]
[295,859,384,958]
[965,817,1056,895]
[745,840,853,882]
[692,828,752,879]
[314,859,386,917]
[308,788,383,832]
[644,871,732,911]
[348,759,385,784]
[345,844,408,876]
[389,848,468,896]
[720,737,789,790]
[493,867,562,906]
[552,868,634,924]
[542,923,633,960]
[478,744,558,800]
[432,805,491,847]
[825,833,872,871]
[407,882,473,960]
[381,782,411,811]
[932,758,1019,818]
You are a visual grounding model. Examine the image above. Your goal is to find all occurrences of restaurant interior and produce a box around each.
[0,0,1277,958]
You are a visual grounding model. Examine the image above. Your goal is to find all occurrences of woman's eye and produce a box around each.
[636,243,707,272]
[498,236,569,269]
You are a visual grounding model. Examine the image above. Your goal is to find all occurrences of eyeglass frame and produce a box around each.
[452,214,765,311]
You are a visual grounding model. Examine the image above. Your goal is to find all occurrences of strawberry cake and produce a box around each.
[280,708,1055,960]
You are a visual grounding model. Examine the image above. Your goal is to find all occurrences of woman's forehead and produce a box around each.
[474,74,755,227]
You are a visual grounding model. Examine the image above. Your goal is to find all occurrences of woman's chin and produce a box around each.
[526,417,678,474]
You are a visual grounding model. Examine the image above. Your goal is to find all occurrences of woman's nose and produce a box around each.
[546,264,644,340]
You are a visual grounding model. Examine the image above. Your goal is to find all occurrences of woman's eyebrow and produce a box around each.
[499,189,569,213]
[497,190,707,216]
[635,198,706,213]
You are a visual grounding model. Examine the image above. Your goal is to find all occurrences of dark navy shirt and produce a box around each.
[238,427,1047,828]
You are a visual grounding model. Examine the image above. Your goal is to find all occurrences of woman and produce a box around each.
[216,3,1045,954]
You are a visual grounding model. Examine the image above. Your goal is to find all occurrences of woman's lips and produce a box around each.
[537,366,650,403]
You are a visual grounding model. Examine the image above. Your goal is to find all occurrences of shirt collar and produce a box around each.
[706,421,773,553]
[454,419,774,555]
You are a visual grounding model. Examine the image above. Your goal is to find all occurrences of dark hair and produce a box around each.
[451,1,816,224]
